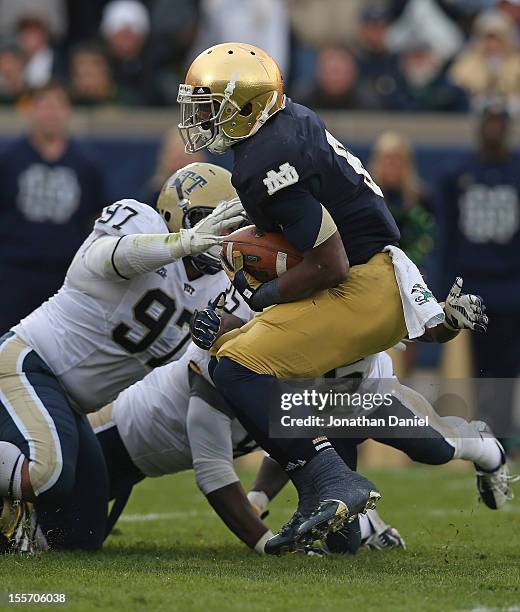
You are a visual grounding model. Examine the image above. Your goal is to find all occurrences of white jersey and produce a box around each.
[14,200,239,413]
[112,343,257,481]
[111,345,391,482]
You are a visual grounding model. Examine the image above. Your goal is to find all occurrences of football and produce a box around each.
[221,225,303,282]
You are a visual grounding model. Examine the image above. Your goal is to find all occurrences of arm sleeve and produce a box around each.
[83,232,184,280]
[186,396,239,496]
[264,183,337,252]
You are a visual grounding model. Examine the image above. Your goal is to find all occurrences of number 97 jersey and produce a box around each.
[13,200,238,414]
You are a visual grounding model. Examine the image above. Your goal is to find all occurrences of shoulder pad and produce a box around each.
[93,199,168,237]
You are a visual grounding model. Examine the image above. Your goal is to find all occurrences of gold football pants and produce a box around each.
[216,252,407,378]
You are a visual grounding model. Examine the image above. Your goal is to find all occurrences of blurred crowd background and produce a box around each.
[2,0,520,111]
[0,0,518,451]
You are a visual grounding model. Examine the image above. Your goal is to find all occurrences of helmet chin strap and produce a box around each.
[208,133,231,155]
[207,74,238,154]
[250,92,284,137]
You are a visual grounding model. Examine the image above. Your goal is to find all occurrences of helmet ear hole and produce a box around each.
[239,102,253,117]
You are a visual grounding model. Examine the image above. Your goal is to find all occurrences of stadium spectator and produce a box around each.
[287,0,364,50]
[0,82,107,333]
[498,0,520,30]
[370,129,435,373]
[436,0,496,36]
[303,46,361,110]
[388,0,464,62]
[16,14,57,87]
[0,0,66,42]
[147,128,206,204]
[64,0,109,49]
[69,43,116,106]
[437,101,520,451]
[450,10,520,109]
[370,130,434,267]
[399,38,469,112]
[192,0,289,77]
[355,3,406,110]
[0,44,27,107]
[101,0,152,105]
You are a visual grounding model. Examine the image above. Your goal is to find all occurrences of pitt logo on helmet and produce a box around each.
[177,42,285,155]
[156,162,238,275]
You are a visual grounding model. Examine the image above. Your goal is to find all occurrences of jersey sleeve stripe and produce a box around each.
[111,236,131,280]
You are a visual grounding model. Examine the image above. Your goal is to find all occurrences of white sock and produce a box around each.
[446,418,502,471]
[359,513,372,540]
[254,529,274,554]
[247,490,269,514]
[0,441,24,499]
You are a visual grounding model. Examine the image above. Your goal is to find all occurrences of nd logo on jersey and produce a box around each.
[263,162,299,195]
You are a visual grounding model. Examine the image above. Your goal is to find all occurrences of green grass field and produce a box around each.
[1,459,519,612]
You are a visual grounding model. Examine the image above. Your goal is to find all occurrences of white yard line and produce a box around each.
[119,510,207,522]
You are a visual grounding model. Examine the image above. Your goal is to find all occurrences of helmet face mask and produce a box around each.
[156,162,239,274]
[178,43,285,155]
[178,84,242,154]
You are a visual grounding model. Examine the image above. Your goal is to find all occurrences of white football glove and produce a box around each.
[443,277,488,333]
[173,197,246,258]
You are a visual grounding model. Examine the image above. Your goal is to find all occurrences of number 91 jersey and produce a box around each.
[13,200,239,414]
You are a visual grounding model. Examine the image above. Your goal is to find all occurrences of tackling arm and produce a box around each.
[83,199,245,280]
[186,395,272,552]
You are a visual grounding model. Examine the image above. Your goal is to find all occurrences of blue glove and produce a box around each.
[190,292,226,350]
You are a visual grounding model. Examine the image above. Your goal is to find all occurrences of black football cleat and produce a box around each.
[264,511,305,556]
[297,487,381,546]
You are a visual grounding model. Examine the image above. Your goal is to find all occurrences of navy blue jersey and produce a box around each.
[438,152,520,312]
[0,137,106,270]
[232,99,400,265]
[0,136,107,331]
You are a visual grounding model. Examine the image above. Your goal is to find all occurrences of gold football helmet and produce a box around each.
[178,42,285,155]
[157,162,238,273]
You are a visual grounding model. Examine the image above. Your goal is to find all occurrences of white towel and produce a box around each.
[384,245,445,339]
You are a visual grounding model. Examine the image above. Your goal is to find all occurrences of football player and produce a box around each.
[247,345,515,554]
[93,340,406,556]
[0,162,243,552]
[89,340,275,554]
[191,276,503,553]
[177,43,488,549]
[24,338,401,555]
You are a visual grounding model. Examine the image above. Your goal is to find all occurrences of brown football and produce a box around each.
[221,225,303,282]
